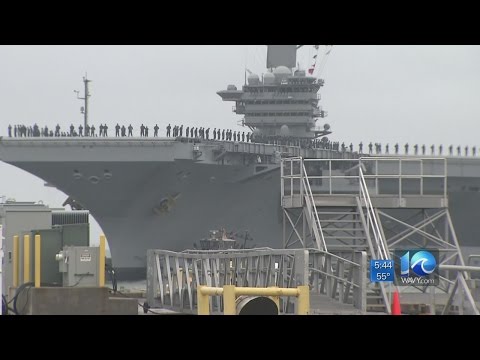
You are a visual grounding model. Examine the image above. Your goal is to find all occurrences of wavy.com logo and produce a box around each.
[395,249,439,286]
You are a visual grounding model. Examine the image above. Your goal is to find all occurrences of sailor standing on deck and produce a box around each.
[115,123,120,137]
[166,124,171,137]
[154,124,159,137]
[121,125,126,137]
[7,125,12,137]
[128,124,133,137]
[79,124,83,137]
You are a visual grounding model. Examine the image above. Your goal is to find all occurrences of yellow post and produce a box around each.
[23,235,30,283]
[34,235,41,288]
[13,235,19,287]
[197,286,210,315]
[223,285,236,315]
[268,287,280,314]
[99,235,106,287]
[297,285,310,315]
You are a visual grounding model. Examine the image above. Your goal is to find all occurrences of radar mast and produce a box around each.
[74,75,92,130]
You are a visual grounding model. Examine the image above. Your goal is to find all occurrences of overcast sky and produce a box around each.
[1,45,480,246]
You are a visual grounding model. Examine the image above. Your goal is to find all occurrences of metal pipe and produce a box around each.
[198,285,308,315]
[438,265,480,272]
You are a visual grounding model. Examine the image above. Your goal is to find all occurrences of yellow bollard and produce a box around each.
[268,287,280,314]
[297,285,310,315]
[23,235,30,283]
[197,286,210,315]
[13,235,19,287]
[34,235,41,288]
[223,285,236,315]
[99,235,106,287]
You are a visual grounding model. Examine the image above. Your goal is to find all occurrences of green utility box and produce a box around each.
[24,224,90,286]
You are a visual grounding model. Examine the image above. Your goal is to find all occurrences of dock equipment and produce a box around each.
[281,156,479,314]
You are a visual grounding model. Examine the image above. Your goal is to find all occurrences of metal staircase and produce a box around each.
[281,156,480,315]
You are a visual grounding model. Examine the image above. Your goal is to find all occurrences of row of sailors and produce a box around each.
[6,125,479,157]
[358,142,478,157]
[313,140,478,157]
[8,123,118,138]
[7,123,253,142]
[165,124,252,142]
[262,138,479,157]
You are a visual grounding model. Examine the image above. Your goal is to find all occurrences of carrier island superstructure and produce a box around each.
[1,45,480,280]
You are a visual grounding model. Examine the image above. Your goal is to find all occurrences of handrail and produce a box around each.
[301,159,327,252]
[147,248,367,313]
[197,285,310,315]
[359,166,388,260]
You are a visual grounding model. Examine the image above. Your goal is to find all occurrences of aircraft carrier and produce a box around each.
[1,45,480,280]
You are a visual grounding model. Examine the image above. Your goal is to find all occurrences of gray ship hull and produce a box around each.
[2,138,480,279]
[13,161,284,279]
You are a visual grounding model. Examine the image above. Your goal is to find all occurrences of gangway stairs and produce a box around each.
[146,248,368,314]
[281,156,480,315]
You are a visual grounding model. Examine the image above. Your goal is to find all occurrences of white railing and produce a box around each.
[359,166,389,260]
[302,162,328,252]
[146,248,368,314]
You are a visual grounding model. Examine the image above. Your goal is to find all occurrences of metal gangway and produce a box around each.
[281,156,480,314]
[146,248,368,314]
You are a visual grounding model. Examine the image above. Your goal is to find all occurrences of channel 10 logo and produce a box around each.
[395,249,439,286]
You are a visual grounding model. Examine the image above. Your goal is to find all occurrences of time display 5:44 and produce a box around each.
[370,260,394,282]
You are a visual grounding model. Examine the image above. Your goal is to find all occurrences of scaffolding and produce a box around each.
[281,156,480,314]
